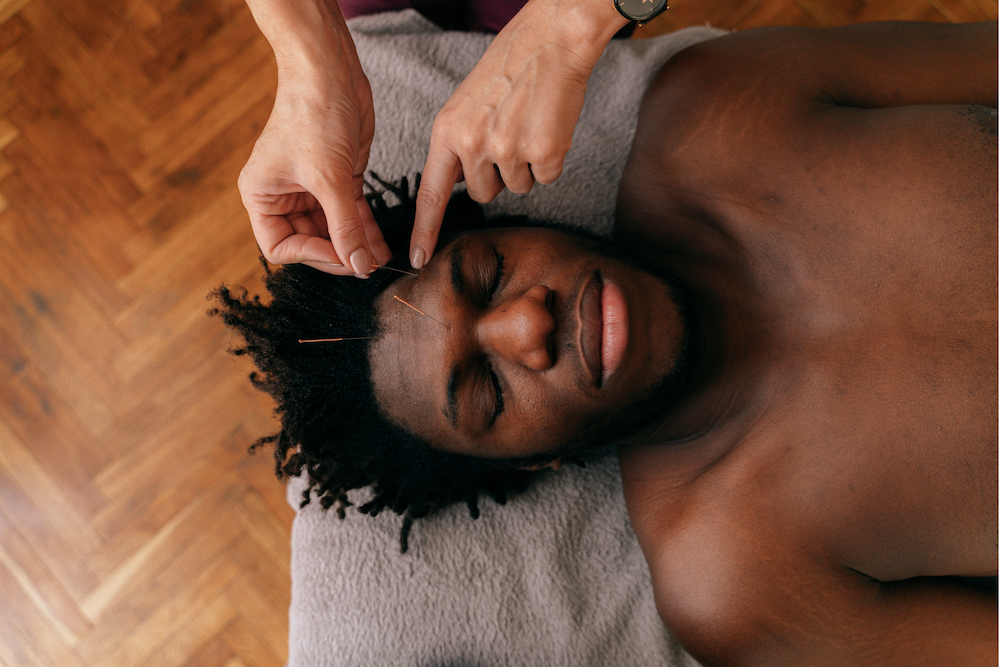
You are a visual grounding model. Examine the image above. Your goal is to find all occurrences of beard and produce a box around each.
[573,277,701,453]
[510,231,705,465]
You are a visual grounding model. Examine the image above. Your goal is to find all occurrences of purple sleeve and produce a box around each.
[343,0,527,32]
[343,0,632,37]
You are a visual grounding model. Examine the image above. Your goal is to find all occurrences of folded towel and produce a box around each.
[287,12,724,665]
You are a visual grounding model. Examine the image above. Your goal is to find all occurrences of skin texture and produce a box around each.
[368,21,996,667]
[240,0,627,276]
[369,227,685,458]
[611,22,998,666]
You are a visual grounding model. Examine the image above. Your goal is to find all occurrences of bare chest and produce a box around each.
[625,239,998,582]
[742,347,997,580]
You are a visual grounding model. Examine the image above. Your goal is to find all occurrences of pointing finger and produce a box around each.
[413,141,462,269]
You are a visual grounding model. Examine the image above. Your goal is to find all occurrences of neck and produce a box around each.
[625,257,775,449]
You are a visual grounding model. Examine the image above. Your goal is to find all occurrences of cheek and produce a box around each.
[510,381,590,434]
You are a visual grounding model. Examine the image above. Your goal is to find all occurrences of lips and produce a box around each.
[600,279,628,383]
[578,273,629,386]
[579,274,603,385]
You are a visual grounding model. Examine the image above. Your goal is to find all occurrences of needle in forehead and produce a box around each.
[298,336,375,343]
[393,295,449,329]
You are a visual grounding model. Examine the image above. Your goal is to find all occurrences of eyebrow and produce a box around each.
[450,237,467,296]
[444,239,467,431]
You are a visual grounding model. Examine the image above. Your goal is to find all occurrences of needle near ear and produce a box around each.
[298,277,438,344]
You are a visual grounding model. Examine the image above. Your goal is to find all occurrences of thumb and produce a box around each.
[316,177,375,277]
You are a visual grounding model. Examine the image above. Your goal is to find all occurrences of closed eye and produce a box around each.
[455,239,507,427]
[484,359,504,424]
[473,246,504,307]
[484,247,505,422]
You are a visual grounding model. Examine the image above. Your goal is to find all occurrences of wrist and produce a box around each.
[530,0,630,65]
[247,0,354,68]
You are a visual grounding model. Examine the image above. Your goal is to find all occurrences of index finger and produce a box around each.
[412,141,463,269]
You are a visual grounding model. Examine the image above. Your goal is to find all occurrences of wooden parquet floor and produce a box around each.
[0,0,993,665]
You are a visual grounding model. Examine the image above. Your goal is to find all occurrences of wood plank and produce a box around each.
[0,44,24,81]
[0,284,119,438]
[153,594,240,667]
[89,403,248,547]
[5,78,142,217]
[123,93,271,263]
[0,555,90,667]
[221,587,288,667]
[131,40,274,189]
[177,635,236,667]
[239,434,296,527]
[222,617,286,667]
[79,497,202,622]
[0,503,93,644]
[140,0,246,84]
[0,416,105,568]
[18,0,151,135]
[0,0,32,26]
[140,2,256,121]
[0,160,137,308]
[0,206,129,417]
[0,12,26,50]
[76,478,247,666]
[0,367,109,512]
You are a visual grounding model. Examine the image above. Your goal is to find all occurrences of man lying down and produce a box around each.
[215,21,997,666]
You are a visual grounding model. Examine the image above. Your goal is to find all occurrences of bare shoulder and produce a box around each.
[617,23,997,251]
[619,443,998,667]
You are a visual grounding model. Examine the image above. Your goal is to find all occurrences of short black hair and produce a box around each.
[211,177,569,552]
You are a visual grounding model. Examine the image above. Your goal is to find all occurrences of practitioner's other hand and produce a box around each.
[240,0,391,277]
[409,0,629,269]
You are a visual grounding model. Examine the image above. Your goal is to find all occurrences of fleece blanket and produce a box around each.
[287,12,724,666]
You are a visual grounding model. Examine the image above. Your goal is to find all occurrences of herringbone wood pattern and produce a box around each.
[0,0,993,665]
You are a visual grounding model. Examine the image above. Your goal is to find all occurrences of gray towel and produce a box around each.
[287,12,723,666]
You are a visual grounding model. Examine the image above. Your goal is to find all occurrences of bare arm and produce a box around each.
[239,0,389,276]
[811,21,997,108]
[633,505,998,667]
[658,562,997,667]
[661,21,997,111]
[617,21,997,251]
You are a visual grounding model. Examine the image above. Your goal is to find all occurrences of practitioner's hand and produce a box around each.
[409,0,629,269]
[240,0,391,276]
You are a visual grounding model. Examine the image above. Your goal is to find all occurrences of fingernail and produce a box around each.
[410,246,426,270]
[350,249,372,277]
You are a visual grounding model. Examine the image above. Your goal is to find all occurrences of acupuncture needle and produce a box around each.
[299,267,443,342]
[372,264,419,276]
[393,295,449,329]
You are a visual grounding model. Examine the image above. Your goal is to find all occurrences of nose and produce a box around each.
[477,285,554,371]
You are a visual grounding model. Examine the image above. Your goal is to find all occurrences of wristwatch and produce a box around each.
[613,0,668,26]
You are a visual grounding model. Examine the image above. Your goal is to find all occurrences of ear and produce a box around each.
[520,458,562,471]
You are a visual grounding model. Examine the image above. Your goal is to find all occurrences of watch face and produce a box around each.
[615,0,667,22]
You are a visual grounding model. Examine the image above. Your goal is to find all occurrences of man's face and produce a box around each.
[369,227,689,459]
